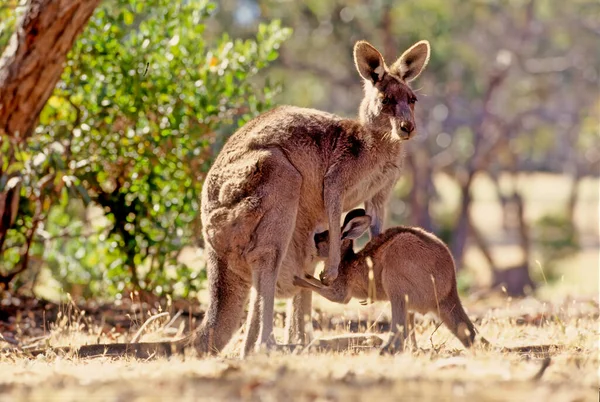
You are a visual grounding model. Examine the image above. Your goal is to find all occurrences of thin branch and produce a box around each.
[470,0,538,172]
[0,214,40,286]
[130,312,170,343]
[36,223,112,242]
[469,221,498,274]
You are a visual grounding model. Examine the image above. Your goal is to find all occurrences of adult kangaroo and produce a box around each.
[196,40,431,356]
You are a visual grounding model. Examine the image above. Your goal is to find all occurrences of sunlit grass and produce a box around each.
[4,172,597,401]
[0,296,597,401]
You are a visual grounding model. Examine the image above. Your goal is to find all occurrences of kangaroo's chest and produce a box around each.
[342,160,402,208]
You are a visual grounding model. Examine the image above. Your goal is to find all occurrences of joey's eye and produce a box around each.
[408,96,418,105]
[381,98,391,105]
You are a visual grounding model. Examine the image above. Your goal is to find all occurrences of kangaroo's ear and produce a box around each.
[354,41,386,84]
[391,40,430,82]
[342,215,372,240]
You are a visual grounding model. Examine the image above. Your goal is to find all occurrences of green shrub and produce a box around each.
[1,0,291,300]
[533,213,580,282]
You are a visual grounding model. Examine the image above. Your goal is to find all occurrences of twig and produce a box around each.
[363,307,388,333]
[0,215,41,286]
[21,335,52,350]
[502,344,560,355]
[429,321,444,351]
[161,309,183,332]
[131,312,170,343]
[430,301,456,351]
[531,357,551,381]
[0,332,19,346]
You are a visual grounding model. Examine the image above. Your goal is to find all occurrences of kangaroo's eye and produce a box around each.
[408,96,418,104]
[381,98,391,105]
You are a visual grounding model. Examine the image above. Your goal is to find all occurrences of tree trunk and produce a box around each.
[491,175,535,297]
[406,150,434,231]
[489,169,512,231]
[450,172,475,271]
[469,220,499,273]
[566,170,582,225]
[0,0,101,139]
[513,190,530,264]
[491,264,535,297]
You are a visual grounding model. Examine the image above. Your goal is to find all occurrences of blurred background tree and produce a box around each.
[0,0,597,301]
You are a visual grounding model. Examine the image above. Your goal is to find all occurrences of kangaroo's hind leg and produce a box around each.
[192,244,250,355]
[241,151,302,357]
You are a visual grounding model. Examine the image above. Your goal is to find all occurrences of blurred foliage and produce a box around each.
[0,0,290,299]
[0,1,18,52]
[430,209,456,248]
[533,213,580,281]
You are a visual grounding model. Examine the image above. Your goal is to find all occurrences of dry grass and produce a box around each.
[0,296,598,401]
[1,173,596,400]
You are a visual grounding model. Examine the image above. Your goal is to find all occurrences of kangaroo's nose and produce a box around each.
[400,121,414,134]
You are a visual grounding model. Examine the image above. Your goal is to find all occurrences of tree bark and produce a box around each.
[406,150,434,231]
[566,171,582,224]
[469,220,498,273]
[490,173,535,297]
[0,0,101,139]
[450,172,474,270]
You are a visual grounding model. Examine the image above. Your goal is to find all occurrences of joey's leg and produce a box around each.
[380,295,408,355]
[193,245,250,355]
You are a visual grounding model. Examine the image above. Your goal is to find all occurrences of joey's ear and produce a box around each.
[342,208,366,227]
[390,40,430,82]
[341,215,372,240]
[354,41,386,84]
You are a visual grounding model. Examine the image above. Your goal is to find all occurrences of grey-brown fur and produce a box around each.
[294,209,480,354]
[196,40,431,356]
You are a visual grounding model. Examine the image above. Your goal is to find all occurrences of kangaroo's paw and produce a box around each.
[319,267,338,286]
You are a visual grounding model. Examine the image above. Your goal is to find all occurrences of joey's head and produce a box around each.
[354,40,430,140]
[314,209,371,262]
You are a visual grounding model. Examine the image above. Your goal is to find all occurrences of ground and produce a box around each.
[0,172,598,401]
[0,294,598,401]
